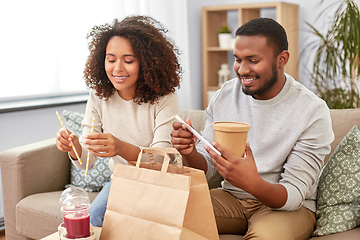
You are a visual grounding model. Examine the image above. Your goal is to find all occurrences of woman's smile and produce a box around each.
[113,75,128,83]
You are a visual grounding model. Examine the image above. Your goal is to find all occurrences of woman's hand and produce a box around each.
[84,133,122,158]
[56,128,81,159]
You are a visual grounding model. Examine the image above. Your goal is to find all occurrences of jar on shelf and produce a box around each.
[218,63,231,87]
[218,25,232,48]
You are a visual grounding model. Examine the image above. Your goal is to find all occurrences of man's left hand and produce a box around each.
[205,143,261,193]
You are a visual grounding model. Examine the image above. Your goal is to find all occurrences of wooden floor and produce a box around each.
[0,230,5,240]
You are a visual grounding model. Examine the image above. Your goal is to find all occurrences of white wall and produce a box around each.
[0,103,86,153]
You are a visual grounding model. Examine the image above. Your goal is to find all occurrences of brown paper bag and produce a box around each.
[100,147,218,240]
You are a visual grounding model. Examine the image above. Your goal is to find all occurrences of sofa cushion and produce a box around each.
[313,125,360,236]
[326,109,360,164]
[309,226,360,239]
[62,110,112,192]
[178,110,206,134]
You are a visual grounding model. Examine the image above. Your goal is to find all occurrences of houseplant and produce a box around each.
[302,0,360,109]
[218,25,232,48]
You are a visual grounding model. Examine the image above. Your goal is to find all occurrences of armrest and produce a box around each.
[0,138,70,200]
[0,138,70,239]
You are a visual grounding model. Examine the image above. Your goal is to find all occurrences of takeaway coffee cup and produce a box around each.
[213,121,250,157]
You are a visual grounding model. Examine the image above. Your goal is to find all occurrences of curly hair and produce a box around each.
[84,15,182,104]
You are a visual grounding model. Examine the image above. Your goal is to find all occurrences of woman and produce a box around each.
[56,15,182,226]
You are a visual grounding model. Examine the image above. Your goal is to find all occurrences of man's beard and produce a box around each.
[240,63,278,97]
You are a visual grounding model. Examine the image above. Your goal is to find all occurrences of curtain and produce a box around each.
[118,0,192,110]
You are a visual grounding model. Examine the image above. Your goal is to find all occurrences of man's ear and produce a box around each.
[277,50,289,69]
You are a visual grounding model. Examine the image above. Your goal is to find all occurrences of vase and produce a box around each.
[218,33,231,48]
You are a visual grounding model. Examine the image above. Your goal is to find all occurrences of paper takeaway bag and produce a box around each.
[100,147,219,240]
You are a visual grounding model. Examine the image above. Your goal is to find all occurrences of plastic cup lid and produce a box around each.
[59,186,89,203]
[60,186,91,212]
[61,195,91,212]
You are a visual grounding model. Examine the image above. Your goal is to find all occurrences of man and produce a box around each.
[171,18,334,239]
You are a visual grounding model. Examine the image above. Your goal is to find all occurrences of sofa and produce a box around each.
[1,109,360,240]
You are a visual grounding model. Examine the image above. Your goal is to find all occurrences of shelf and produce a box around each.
[207,86,221,91]
[207,47,233,51]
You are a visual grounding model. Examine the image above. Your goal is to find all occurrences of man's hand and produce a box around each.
[205,142,287,208]
[206,143,261,193]
[171,119,197,155]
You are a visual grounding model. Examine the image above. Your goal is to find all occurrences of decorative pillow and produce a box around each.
[313,125,360,236]
[62,110,112,192]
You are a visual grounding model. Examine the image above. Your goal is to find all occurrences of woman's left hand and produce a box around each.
[85,133,122,157]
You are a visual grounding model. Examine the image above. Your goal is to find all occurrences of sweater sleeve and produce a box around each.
[150,92,179,148]
[196,89,221,179]
[72,90,101,170]
[277,101,334,211]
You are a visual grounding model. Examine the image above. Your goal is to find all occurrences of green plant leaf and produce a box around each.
[219,25,231,34]
[301,0,360,109]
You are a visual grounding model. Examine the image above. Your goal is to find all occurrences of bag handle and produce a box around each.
[136,147,182,173]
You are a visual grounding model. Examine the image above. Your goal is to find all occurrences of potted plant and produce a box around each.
[218,25,232,48]
[301,0,360,109]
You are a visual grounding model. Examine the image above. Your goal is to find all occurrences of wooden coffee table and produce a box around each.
[41,227,102,240]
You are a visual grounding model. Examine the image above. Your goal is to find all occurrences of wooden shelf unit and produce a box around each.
[201,2,299,108]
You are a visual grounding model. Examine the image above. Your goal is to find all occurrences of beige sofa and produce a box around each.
[1,109,360,240]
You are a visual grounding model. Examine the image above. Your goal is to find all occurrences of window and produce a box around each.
[0,0,192,110]
[0,0,122,101]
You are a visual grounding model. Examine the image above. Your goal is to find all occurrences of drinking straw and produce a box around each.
[55,111,82,164]
[85,118,96,176]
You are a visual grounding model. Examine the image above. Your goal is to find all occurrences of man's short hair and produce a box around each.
[235,18,288,56]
